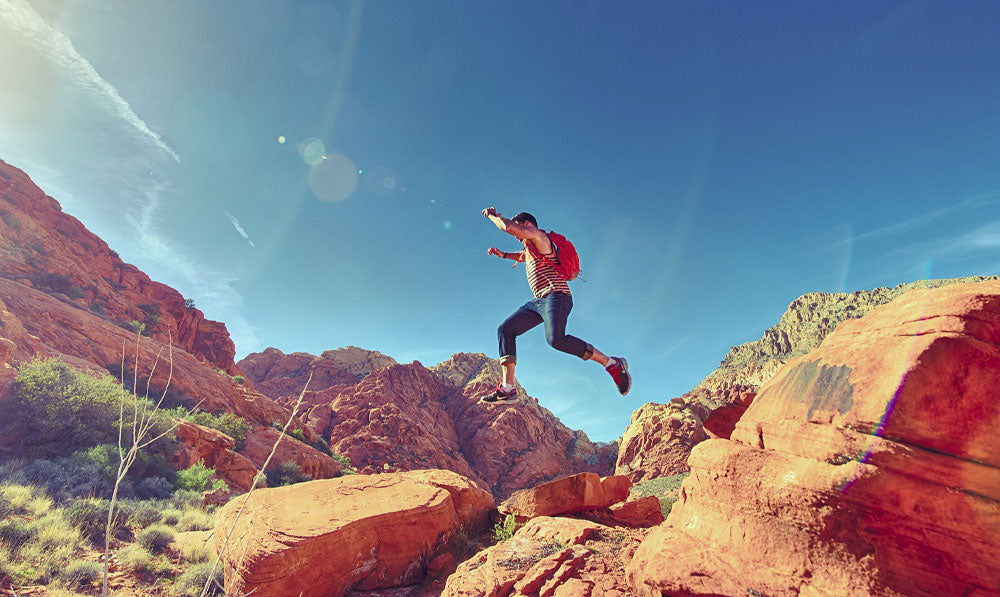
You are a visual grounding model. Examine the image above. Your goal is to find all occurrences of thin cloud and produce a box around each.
[224,211,256,247]
[0,0,180,162]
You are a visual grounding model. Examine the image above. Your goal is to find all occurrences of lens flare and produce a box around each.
[309,153,358,202]
[299,137,326,165]
[278,135,286,144]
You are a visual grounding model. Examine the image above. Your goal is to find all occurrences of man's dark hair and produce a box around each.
[511,212,537,227]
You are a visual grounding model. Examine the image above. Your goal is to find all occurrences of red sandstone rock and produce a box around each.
[0,337,16,400]
[442,517,646,597]
[174,419,259,491]
[239,426,342,481]
[238,346,396,398]
[499,473,631,519]
[606,496,664,527]
[0,159,239,374]
[212,469,494,597]
[628,281,1000,597]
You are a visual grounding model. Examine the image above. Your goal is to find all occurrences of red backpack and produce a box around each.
[515,231,581,280]
[545,231,581,281]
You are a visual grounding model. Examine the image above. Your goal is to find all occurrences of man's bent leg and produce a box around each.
[541,293,594,359]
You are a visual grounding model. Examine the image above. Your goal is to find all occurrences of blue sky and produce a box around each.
[2,0,1000,442]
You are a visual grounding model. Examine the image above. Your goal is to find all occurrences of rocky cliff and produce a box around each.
[0,159,237,374]
[239,349,618,499]
[628,279,1000,596]
[616,275,1000,482]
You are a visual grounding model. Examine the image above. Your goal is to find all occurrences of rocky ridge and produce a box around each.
[239,349,618,499]
[616,275,1000,481]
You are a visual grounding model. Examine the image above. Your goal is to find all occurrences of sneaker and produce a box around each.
[606,357,631,396]
[479,382,519,404]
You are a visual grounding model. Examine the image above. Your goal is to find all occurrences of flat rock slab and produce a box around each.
[212,469,494,597]
[500,473,631,519]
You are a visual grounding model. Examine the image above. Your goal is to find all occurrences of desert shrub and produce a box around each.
[176,460,227,493]
[265,461,313,487]
[15,540,76,584]
[492,513,517,543]
[168,489,204,510]
[127,500,163,528]
[88,300,106,317]
[177,537,210,563]
[136,476,174,500]
[2,358,176,460]
[0,482,51,516]
[0,208,21,229]
[135,524,175,552]
[161,508,183,526]
[116,543,154,574]
[232,375,245,384]
[176,507,214,532]
[176,561,223,596]
[59,559,102,588]
[61,498,128,545]
[28,511,81,550]
[20,455,112,502]
[28,272,77,297]
[331,453,356,475]
[0,517,34,551]
[289,428,307,442]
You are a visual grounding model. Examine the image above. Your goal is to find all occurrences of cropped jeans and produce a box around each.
[498,292,594,365]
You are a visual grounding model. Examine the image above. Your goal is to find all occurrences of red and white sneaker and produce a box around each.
[606,357,631,396]
[479,382,518,404]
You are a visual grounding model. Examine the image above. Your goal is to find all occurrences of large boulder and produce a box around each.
[628,280,1000,596]
[212,469,494,597]
[499,473,631,519]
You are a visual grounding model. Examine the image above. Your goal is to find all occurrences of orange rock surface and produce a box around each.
[443,516,645,597]
[500,473,631,519]
[628,280,1000,596]
[173,419,259,491]
[212,469,494,597]
[239,426,342,481]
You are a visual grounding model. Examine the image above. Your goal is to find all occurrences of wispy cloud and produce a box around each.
[224,211,256,247]
[0,0,180,162]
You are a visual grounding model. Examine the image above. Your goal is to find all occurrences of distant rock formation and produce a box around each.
[616,275,1000,482]
[0,159,238,374]
[239,349,619,499]
[627,279,1000,596]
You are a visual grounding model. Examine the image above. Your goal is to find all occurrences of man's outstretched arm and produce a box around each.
[482,207,543,242]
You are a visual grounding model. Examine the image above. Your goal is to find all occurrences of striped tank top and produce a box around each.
[523,238,571,298]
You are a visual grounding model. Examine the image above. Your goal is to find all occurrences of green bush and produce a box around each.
[175,460,228,493]
[116,544,154,574]
[167,408,252,449]
[59,559,102,588]
[61,497,127,545]
[135,524,175,552]
[2,358,175,460]
[0,517,34,551]
[161,508,183,526]
[176,507,214,532]
[492,513,518,543]
[290,428,307,442]
[176,561,223,596]
[128,500,163,528]
[266,461,313,487]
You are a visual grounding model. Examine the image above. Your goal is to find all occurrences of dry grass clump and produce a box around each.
[135,524,175,552]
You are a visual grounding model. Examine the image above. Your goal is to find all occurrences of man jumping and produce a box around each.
[479,206,631,403]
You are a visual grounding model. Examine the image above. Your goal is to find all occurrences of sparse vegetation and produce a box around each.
[176,561,223,596]
[266,461,313,487]
[166,407,252,449]
[59,559,102,588]
[184,297,196,310]
[630,473,689,518]
[492,513,518,543]
[116,543,155,574]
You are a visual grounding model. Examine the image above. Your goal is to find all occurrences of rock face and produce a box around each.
[0,159,238,374]
[616,275,999,482]
[240,350,618,499]
[240,426,342,480]
[212,469,494,597]
[628,280,1000,596]
[173,420,259,492]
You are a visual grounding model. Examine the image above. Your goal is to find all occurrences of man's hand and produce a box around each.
[482,206,500,218]
[487,247,504,258]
